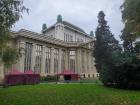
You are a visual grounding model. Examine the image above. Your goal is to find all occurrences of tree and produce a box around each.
[94,11,120,84]
[121,0,140,50]
[111,51,140,89]
[0,0,28,67]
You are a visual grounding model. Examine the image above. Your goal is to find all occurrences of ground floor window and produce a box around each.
[24,42,32,71]
[88,74,90,78]
[69,51,76,72]
[81,50,85,73]
[45,47,51,73]
[61,50,66,71]
[34,44,42,73]
[93,74,94,78]
[54,48,59,73]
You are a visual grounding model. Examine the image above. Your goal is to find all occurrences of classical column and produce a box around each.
[19,41,25,72]
[41,46,46,76]
[84,50,88,74]
[75,50,78,73]
[31,43,36,71]
[58,49,62,73]
[89,51,92,73]
[87,51,90,73]
[50,48,54,74]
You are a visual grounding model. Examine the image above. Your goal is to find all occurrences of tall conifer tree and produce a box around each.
[94,11,120,84]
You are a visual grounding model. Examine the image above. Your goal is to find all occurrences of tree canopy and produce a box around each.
[94,11,120,71]
[121,0,140,42]
[94,11,120,84]
[0,0,28,67]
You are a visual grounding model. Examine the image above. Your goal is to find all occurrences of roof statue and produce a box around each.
[42,23,47,34]
[90,31,94,37]
[57,14,62,23]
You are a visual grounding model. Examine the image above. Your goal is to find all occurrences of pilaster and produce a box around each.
[84,50,87,73]
[41,46,46,76]
[19,41,25,72]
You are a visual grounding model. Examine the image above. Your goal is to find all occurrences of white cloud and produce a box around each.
[12,0,124,40]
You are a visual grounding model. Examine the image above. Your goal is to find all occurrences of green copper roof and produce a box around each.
[90,31,94,36]
[57,14,62,23]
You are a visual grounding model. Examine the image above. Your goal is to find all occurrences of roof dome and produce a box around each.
[90,31,94,37]
[57,14,62,23]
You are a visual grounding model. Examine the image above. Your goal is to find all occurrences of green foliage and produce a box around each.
[93,11,140,89]
[101,48,140,89]
[94,11,120,74]
[0,84,140,105]
[0,0,28,66]
[2,47,19,68]
[111,51,137,65]
[0,0,28,30]
[121,0,140,49]
[113,63,140,89]
[134,41,140,53]
[41,75,59,82]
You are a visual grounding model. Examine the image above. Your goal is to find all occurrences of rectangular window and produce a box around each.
[54,48,59,73]
[24,42,33,71]
[68,34,69,42]
[87,52,89,71]
[61,50,66,71]
[34,44,42,73]
[70,35,73,42]
[69,51,76,72]
[66,34,67,42]
[82,50,85,73]
[45,47,51,73]
[64,33,65,41]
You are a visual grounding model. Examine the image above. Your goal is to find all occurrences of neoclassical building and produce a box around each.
[0,15,98,82]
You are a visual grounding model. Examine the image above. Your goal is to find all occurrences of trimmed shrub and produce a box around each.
[41,75,59,82]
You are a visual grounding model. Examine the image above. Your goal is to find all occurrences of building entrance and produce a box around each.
[64,75,71,80]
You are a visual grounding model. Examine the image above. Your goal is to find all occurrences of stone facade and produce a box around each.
[0,17,98,83]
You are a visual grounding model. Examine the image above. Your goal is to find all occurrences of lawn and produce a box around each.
[0,83,140,105]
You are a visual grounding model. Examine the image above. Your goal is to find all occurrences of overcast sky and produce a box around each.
[12,0,124,40]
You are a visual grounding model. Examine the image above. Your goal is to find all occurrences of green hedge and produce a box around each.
[41,75,59,82]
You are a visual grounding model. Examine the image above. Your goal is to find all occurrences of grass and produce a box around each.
[0,83,140,105]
